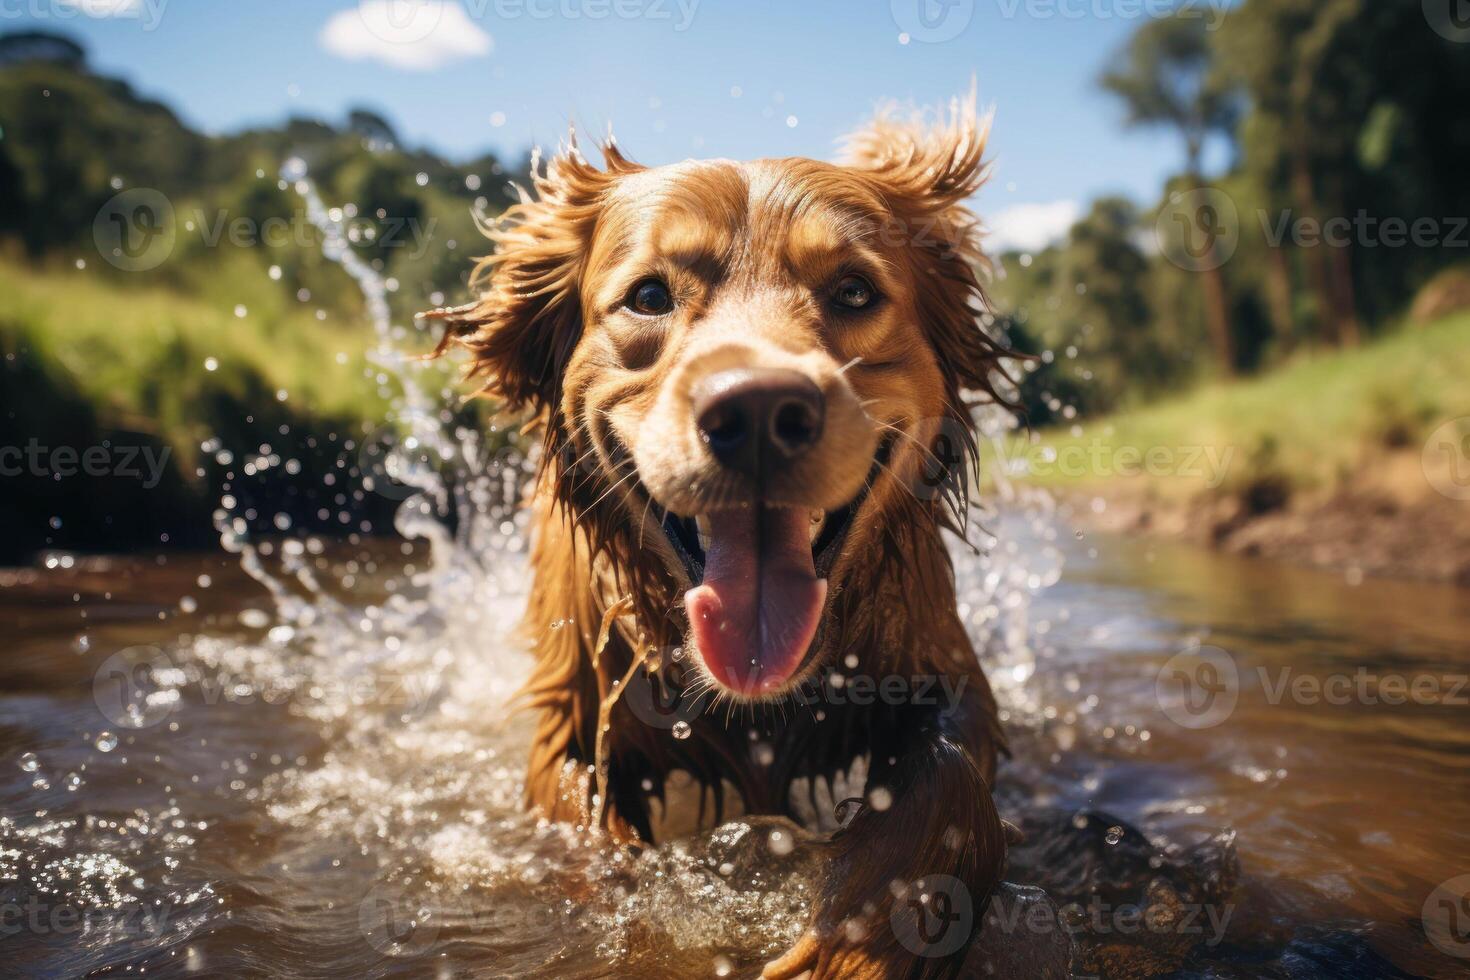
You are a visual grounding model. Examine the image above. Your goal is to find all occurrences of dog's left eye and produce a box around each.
[627,279,673,316]
[832,274,876,310]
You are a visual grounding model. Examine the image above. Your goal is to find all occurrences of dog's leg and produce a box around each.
[762,692,1006,979]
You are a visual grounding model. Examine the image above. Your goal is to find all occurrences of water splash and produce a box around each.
[5,160,1063,978]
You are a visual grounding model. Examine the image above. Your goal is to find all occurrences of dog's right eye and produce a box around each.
[627,279,673,316]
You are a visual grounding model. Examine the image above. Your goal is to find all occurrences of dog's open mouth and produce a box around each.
[657,443,888,696]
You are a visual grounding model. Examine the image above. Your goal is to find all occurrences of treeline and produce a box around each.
[1000,0,1470,421]
[0,30,529,325]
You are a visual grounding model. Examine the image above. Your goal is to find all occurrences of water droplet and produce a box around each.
[18,752,39,773]
[1104,825,1124,846]
[671,721,692,740]
[239,609,271,629]
[713,954,734,977]
[95,731,119,753]
[767,828,794,856]
[64,772,82,791]
[868,786,893,812]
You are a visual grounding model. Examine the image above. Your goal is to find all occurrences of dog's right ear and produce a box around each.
[424,140,639,415]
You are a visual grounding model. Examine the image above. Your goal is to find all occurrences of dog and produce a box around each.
[427,95,1013,979]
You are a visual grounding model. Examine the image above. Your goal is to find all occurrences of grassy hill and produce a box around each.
[0,256,418,560]
[1006,311,1470,503]
[0,41,518,560]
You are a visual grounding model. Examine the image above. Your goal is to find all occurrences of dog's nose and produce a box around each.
[693,368,825,476]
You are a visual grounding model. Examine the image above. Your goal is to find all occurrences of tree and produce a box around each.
[1066,198,1176,398]
[0,31,86,68]
[1101,11,1242,373]
[1223,0,1470,345]
[347,108,399,151]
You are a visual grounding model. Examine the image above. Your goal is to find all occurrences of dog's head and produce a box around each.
[432,100,1009,701]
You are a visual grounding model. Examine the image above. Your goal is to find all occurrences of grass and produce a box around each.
[1006,311,1470,502]
[0,254,389,467]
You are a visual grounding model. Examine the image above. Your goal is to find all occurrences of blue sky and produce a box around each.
[13,0,1236,249]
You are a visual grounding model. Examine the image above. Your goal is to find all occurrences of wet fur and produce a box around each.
[429,97,1014,978]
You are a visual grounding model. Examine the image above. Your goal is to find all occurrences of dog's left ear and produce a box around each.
[424,140,639,415]
[843,93,1009,404]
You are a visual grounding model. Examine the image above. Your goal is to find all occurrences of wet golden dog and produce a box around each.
[429,97,1011,978]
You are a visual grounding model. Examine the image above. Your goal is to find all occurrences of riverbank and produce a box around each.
[0,257,397,560]
[1009,311,1470,585]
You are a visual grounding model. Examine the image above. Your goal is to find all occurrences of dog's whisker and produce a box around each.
[558,441,601,482]
[873,457,921,504]
[584,467,638,512]
[872,418,947,474]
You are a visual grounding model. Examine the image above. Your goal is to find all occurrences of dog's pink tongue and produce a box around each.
[685,506,826,695]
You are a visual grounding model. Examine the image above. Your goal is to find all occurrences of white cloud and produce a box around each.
[987,199,1081,254]
[320,1,492,72]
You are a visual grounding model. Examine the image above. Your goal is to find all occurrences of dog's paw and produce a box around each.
[760,931,889,980]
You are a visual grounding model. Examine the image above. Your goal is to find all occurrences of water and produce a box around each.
[3,171,1468,978]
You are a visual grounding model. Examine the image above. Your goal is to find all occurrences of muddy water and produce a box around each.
[2,516,1468,979]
